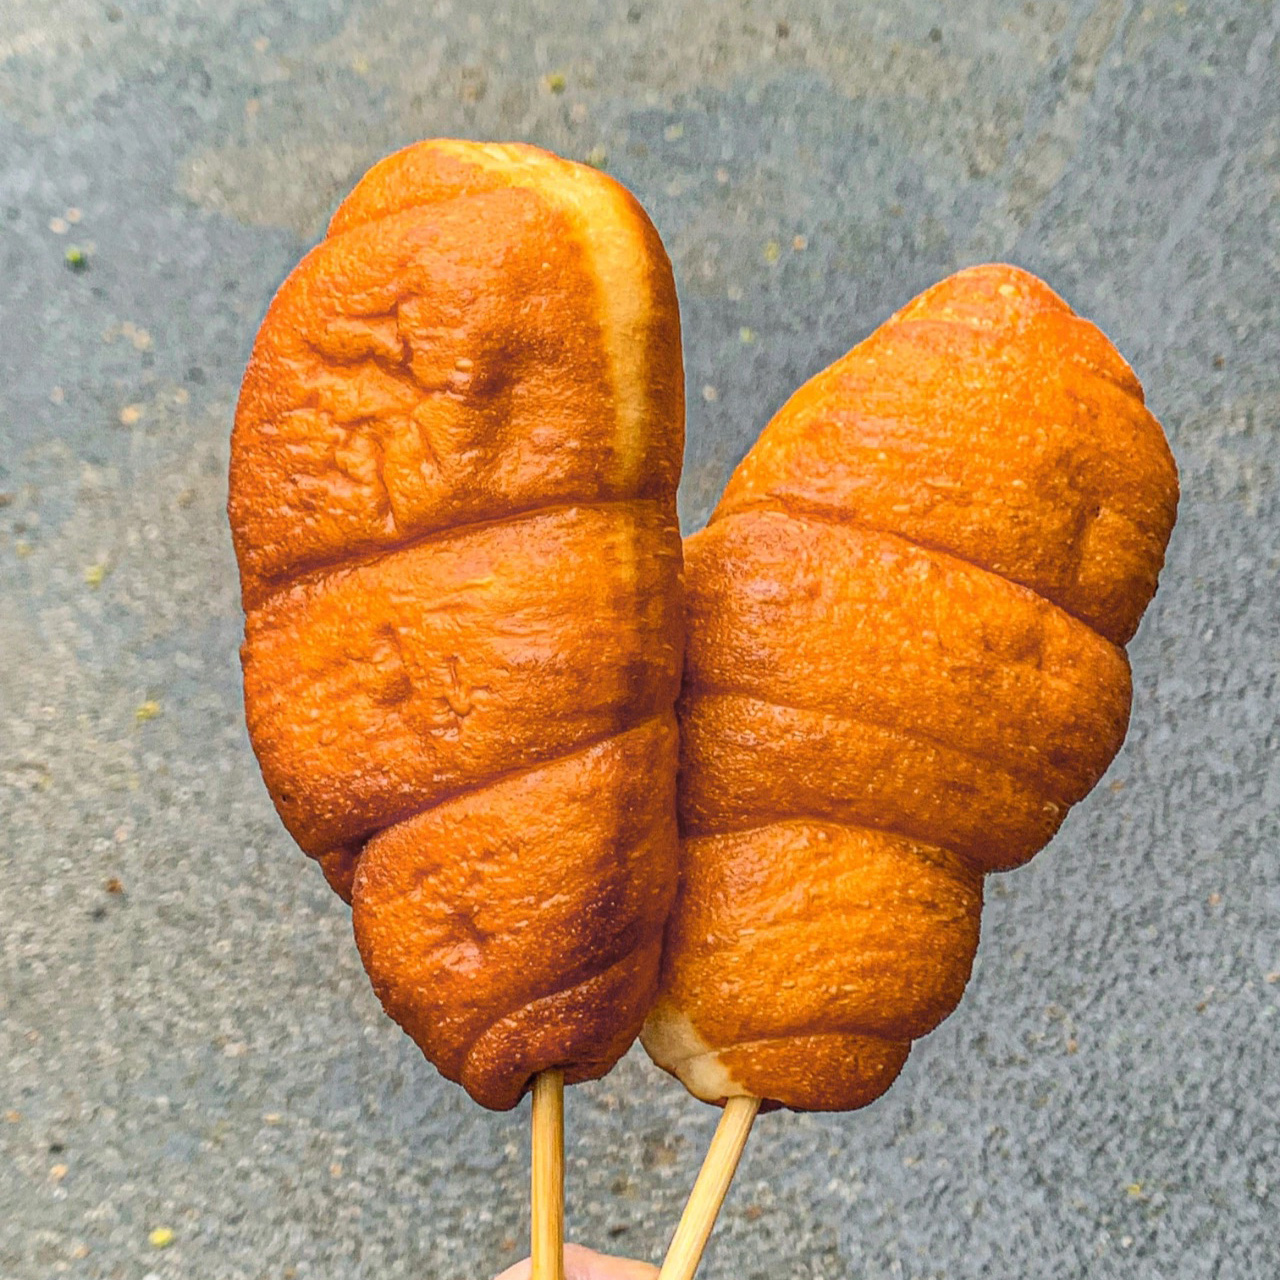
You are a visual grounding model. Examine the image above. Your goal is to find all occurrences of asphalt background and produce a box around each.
[2,1,1277,1277]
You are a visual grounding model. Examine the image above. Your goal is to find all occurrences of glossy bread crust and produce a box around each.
[643,264,1178,1112]
[230,141,685,1110]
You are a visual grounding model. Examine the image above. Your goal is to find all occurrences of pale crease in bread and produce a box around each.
[640,1007,744,1102]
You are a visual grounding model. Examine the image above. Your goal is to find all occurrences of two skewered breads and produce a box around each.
[232,148,1176,1118]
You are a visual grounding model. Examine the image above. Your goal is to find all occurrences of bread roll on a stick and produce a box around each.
[643,264,1178,1113]
[231,141,685,1112]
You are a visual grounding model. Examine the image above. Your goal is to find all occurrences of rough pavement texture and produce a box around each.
[2,1,1277,1277]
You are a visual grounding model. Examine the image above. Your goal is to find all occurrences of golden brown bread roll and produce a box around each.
[642,264,1178,1112]
[230,140,685,1110]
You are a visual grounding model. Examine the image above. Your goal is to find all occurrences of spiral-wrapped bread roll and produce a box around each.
[642,264,1178,1112]
[230,141,685,1110]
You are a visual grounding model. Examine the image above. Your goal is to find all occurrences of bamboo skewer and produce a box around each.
[530,1069,566,1280]
[657,1095,762,1280]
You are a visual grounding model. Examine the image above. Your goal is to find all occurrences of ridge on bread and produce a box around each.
[642,264,1178,1112]
[230,140,686,1110]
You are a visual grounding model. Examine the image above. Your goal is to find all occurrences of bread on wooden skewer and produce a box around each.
[645,268,1177,1280]
[230,140,686,1114]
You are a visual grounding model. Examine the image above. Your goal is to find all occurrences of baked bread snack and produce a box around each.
[642,264,1178,1112]
[230,140,685,1110]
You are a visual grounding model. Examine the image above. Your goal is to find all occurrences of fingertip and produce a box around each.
[564,1243,660,1280]
[492,1257,531,1280]
[491,1243,658,1280]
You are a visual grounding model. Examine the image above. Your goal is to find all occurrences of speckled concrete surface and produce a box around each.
[1,2,1277,1277]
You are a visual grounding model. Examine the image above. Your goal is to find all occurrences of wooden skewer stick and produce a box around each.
[657,1095,762,1280]
[531,1069,566,1280]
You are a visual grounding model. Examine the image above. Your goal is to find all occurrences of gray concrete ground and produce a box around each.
[2,1,1277,1277]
